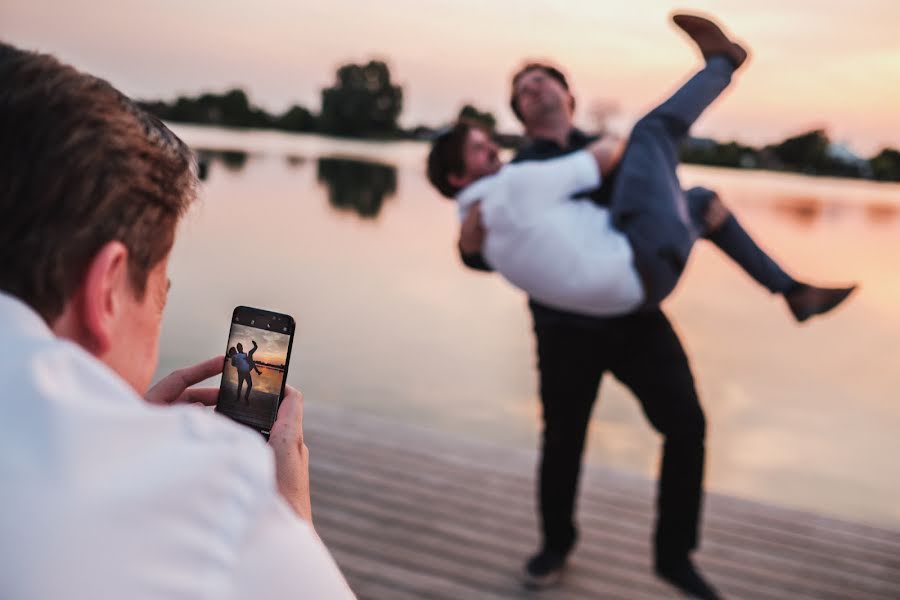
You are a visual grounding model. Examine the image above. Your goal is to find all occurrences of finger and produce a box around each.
[172,356,226,388]
[178,387,220,406]
[145,356,224,405]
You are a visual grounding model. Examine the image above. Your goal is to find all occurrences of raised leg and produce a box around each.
[609,57,736,304]
[685,187,797,294]
[685,187,857,321]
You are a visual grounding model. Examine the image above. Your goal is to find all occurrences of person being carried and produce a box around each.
[427,14,855,323]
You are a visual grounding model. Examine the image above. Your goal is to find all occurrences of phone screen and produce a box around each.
[215,306,295,437]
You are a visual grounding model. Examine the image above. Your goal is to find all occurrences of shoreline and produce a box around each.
[170,122,900,200]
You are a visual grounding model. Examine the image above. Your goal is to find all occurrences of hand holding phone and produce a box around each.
[267,386,312,522]
[215,306,296,437]
[145,356,226,407]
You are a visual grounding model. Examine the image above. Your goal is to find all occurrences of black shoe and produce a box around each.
[655,557,721,600]
[522,548,568,589]
[785,283,857,323]
[672,14,749,70]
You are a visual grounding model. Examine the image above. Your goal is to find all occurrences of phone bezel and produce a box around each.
[215,305,296,438]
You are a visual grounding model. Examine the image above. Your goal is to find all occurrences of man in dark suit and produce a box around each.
[455,14,759,600]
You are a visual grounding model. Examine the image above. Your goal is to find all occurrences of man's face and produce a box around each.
[512,68,574,128]
[103,256,171,395]
[461,127,502,183]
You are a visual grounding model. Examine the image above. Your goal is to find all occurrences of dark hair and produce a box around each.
[509,62,575,123]
[0,42,198,323]
[426,120,485,199]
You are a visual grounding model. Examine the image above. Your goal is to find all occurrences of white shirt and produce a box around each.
[0,292,355,600]
[457,150,645,316]
[232,352,251,375]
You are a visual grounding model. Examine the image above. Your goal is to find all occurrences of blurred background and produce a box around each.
[3,0,898,530]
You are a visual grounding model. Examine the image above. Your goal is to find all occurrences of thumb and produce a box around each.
[269,387,304,449]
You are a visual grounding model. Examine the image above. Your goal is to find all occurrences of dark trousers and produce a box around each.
[611,56,794,303]
[533,57,796,567]
[534,308,705,562]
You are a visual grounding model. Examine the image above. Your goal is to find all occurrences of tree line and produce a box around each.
[680,130,900,181]
[139,60,401,138]
[138,60,900,182]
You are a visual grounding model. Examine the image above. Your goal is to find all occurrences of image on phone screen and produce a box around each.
[215,306,295,435]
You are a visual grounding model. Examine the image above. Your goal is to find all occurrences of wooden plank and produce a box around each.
[312,477,670,600]
[311,436,900,594]
[302,403,900,599]
[308,418,900,569]
[308,409,900,558]
[310,452,843,600]
[326,543,511,600]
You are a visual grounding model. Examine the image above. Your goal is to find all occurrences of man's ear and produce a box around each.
[64,241,131,355]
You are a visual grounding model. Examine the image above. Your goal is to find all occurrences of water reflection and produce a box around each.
[317,156,397,218]
[195,148,250,178]
[773,196,823,226]
[285,154,306,168]
[865,202,898,224]
[163,126,900,529]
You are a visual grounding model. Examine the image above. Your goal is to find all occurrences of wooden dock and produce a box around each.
[304,403,900,599]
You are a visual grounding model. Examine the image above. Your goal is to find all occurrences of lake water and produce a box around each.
[158,124,900,530]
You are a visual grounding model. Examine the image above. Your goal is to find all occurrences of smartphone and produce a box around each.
[215,306,296,438]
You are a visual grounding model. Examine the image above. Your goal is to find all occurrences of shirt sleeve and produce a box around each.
[455,177,497,272]
[505,149,601,203]
[229,494,356,599]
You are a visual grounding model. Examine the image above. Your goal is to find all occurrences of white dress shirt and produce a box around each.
[0,292,355,600]
[457,150,645,316]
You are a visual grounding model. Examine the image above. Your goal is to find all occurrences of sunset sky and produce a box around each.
[3,0,898,154]
[226,323,290,366]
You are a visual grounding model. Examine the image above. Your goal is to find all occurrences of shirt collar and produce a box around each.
[0,291,55,342]
[567,128,595,147]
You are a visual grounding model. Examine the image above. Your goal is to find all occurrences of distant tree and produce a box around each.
[458,104,496,130]
[869,148,900,182]
[320,60,403,136]
[217,89,252,123]
[275,105,317,132]
[681,138,758,168]
[770,129,830,172]
[143,88,274,129]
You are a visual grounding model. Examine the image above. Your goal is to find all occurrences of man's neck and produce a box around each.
[526,116,573,149]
